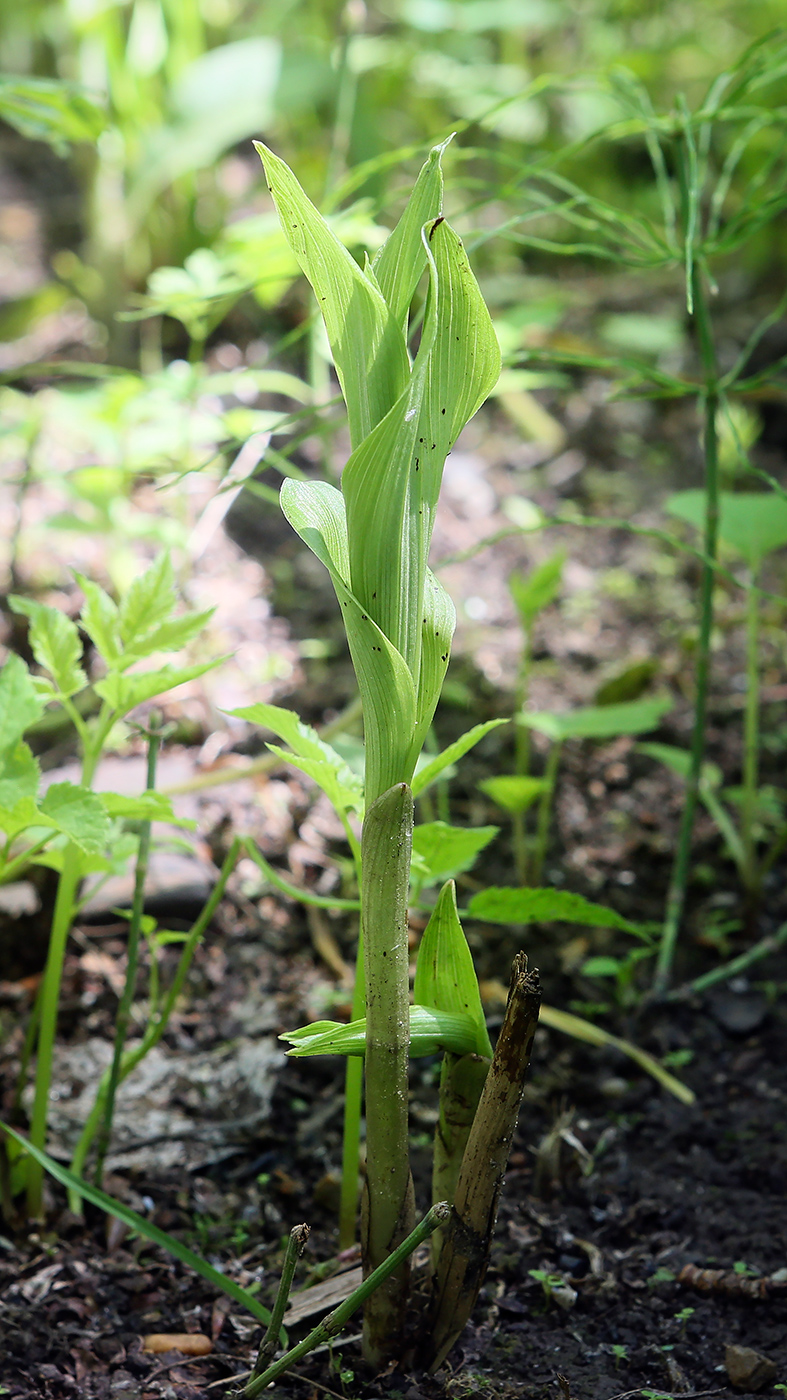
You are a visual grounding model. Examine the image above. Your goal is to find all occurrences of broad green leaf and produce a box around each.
[411,570,456,762]
[478,774,548,815]
[537,1007,694,1104]
[94,659,222,714]
[509,549,565,628]
[666,489,787,569]
[520,696,672,743]
[0,654,44,751]
[411,821,498,888]
[0,742,40,808]
[280,479,417,801]
[282,1005,481,1059]
[117,554,176,649]
[468,886,647,938]
[371,140,448,327]
[9,597,86,699]
[1,1124,279,1331]
[595,659,658,706]
[411,718,509,797]
[0,796,40,840]
[413,880,492,1056]
[254,141,409,449]
[39,784,110,854]
[124,608,214,661]
[74,574,120,665]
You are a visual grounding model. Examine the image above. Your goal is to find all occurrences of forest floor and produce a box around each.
[1,197,787,1397]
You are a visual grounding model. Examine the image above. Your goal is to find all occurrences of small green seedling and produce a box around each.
[673,1305,695,1336]
[610,1343,629,1367]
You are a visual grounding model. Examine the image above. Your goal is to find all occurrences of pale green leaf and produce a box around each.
[411,718,509,797]
[99,791,185,823]
[372,138,447,327]
[233,700,364,814]
[254,141,409,449]
[509,549,565,628]
[411,821,498,888]
[520,696,672,743]
[280,478,417,801]
[39,783,110,854]
[282,1005,481,1059]
[0,77,105,153]
[0,653,44,751]
[413,879,492,1056]
[469,886,647,938]
[75,574,120,664]
[117,554,176,649]
[478,774,548,815]
[0,742,40,808]
[8,597,86,699]
[0,796,40,840]
[638,742,723,790]
[666,489,787,569]
[94,659,221,714]
[123,608,215,662]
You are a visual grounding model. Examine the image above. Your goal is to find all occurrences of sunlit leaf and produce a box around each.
[282,1005,481,1059]
[469,886,647,938]
[0,654,44,751]
[412,718,509,797]
[8,597,86,699]
[520,695,672,742]
[413,880,492,1056]
[411,821,498,887]
[666,489,787,569]
[478,774,547,815]
[39,784,110,854]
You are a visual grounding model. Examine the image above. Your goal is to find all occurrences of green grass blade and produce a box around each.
[537,1007,694,1104]
[1,1123,281,1332]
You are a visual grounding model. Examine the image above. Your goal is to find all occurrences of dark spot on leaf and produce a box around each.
[428,215,445,241]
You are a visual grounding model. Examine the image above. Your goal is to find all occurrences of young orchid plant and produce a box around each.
[234,138,503,1363]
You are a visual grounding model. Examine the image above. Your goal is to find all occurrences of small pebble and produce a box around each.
[725,1343,777,1391]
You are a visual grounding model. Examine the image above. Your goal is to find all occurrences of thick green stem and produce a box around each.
[741,567,761,892]
[242,1203,449,1399]
[654,261,720,994]
[360,782,415,1366]
[27,847,82,1218]
[93,723,162,1187]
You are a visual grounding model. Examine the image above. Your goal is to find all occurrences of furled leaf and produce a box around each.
[8,597,86,699]
[282,1005,481,1059]
[372,139,448,327]
[254,141,409,449]
[478,774,548,815]
[411,718,509,797]
[468,886,647,938]
[520,695,672,743]
[413,880,492,1056]
[94,659,221,714]
[666,489,787,569]
[0,653,44,751]
[39,784,110,854]
[411,821,498,888]
[509,548,565,628]
[0,742,40,808]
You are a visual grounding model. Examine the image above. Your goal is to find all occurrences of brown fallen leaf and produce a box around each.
[142,1334,213,1356]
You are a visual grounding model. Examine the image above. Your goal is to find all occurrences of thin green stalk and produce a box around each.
[666,920,787,1000]
[241,1203,449,1399]
[514,627,533,778]
[531,741,562,887]
[654,260,720,994]
[360,783,415,1366]
[93,722,163,1187]
[27,847,82,1218]
[250,1223,310,1380]
[338,922,365,1250]
[741,565,761,891]
[68,838,243,1207]
[13,984,42,1118]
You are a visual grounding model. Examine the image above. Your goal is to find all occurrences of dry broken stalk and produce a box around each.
[425,952,541,1371]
